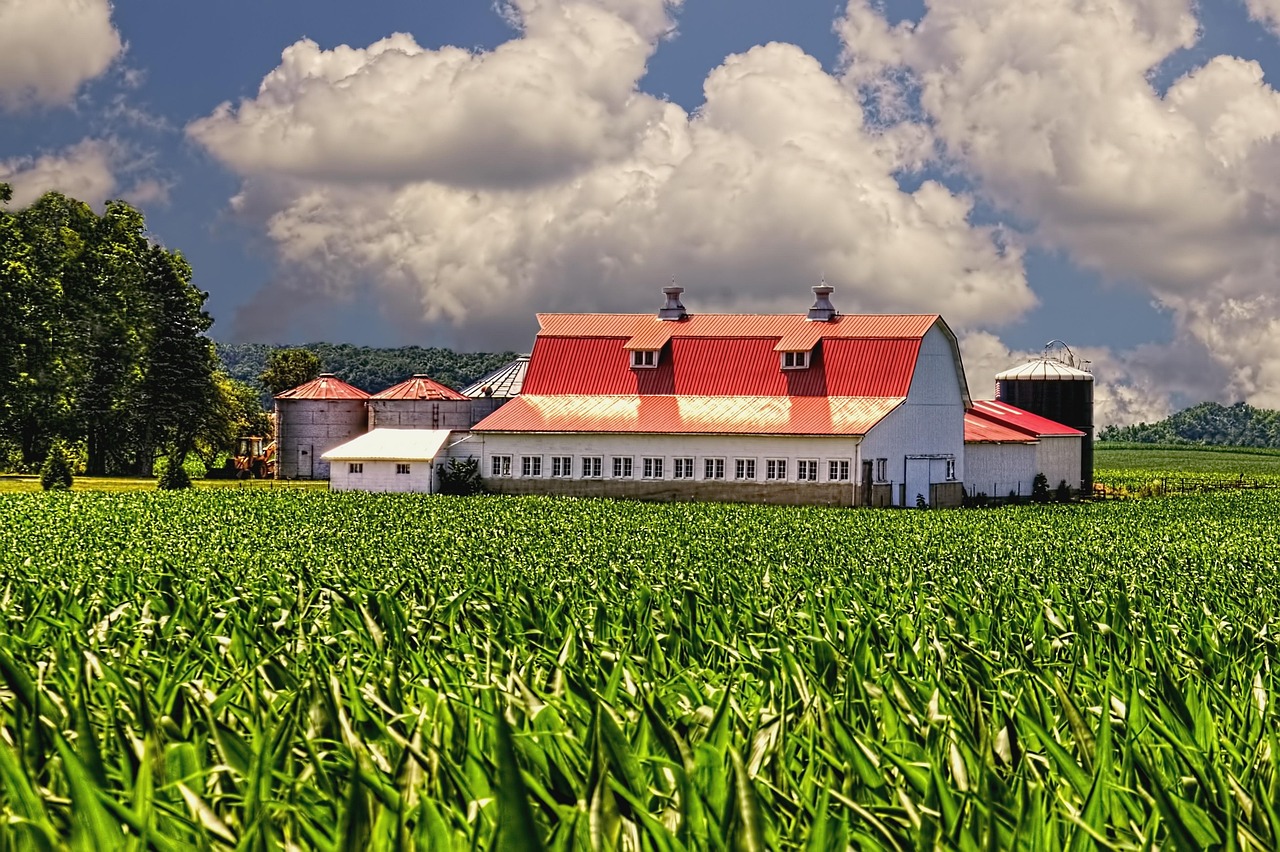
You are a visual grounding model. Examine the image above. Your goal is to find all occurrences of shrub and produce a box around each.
[1032,472,1051,503]
[157,457,193,490]
[1056,480,1072,502]
[40,446,73,491]
[438,457,484,496]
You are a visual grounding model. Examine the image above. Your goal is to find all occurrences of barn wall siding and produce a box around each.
[329,460,438,493]
[964,442,1037,498]
[1037,436,1083,492]
[367,400,473,431]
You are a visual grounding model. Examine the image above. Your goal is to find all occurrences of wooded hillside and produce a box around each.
[1099,401,1280,447]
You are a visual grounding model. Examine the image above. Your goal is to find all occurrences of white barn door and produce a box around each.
[906,458,931,507]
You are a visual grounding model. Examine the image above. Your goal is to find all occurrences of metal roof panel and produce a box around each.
[275,374,371,400]
[321,428,454,461]
[970,400,1085,437]
[371,375,468,401]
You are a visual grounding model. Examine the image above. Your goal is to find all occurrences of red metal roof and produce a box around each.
[536,313,939,339]
[964,411,1037,444]
[371,375,467,401]
[275,374,370,400]
[969,400,1084,438]
[473,395,904,436]
[523,336,920,397]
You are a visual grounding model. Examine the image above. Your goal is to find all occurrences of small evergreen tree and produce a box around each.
[40,445,73,491]
[1032,472,1051,503]
[157,456,193,490]
[1055,480,1072,502]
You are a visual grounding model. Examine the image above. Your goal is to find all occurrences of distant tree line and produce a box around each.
[0,186,267,476]
[1100,401,1280,447]
[218,342,518,396]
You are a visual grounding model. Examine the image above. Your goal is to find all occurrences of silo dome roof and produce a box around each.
[996,358,1093,382]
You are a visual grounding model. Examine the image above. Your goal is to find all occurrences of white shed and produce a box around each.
[322,428,456,493]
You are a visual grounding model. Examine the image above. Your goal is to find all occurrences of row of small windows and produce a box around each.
[631,349,812,370]
[491,455,853,482]
[347,463,412,475]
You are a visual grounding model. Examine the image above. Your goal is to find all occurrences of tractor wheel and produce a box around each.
[252,461,266,479]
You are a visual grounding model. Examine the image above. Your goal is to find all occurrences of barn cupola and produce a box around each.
[657,284,687,321]
[807,283,837,322]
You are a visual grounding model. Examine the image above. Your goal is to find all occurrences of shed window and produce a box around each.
[875,458,888,482]
[946,458,957,481]
[612,457,633,478]
[582,456,602,478]
[491,455,511,477]
[704,458,725,480]
[551,456,572,477]
[797,460,818,482]
[781,351,810,370]
[642,457,664,479]
[631,349,658,369]
[828,460,850,482]
[395,463,411,475]
[766,459,787,481]
[348,463,363,475]
[734,458,756,480]
[521,456,542,477]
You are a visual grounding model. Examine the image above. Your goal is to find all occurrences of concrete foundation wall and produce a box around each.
[485,477,858,506]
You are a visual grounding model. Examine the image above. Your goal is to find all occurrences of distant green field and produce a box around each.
[1095,442,1280,491]
[0,475,328,494]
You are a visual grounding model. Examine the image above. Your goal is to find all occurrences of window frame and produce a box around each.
[704,457,726,480]
[797,459,818,482]
[642,457,665,479]
[551,456,573,478]
[673,457,695,479]
[612,456,633,478]
[828,459,850,482]
[491,455,512,477]
[780,350,810,370]
[875,458,888,483]
[734,458,756,481]
[348,463,363,475]
[630,349,658,369]
[582,456,603,478]
[946,457,957,481]
[395,463,411,476]
[765,458,788,481]
[521,456,542,477]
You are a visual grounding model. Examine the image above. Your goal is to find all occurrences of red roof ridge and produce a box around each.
[275,374,370,400]
[370,374,467,401]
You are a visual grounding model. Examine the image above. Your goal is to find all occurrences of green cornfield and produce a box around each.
[1,490,1279,849]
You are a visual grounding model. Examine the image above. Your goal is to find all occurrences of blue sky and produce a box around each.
[4,0,1280,424]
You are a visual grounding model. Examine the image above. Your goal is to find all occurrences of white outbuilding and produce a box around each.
[322,428,457,493]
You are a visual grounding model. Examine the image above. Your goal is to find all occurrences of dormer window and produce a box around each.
[781,350,810,370]
[631,349,658,369]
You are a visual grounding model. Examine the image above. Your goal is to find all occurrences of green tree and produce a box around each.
[194,372,273,465]
[259,348,321,396]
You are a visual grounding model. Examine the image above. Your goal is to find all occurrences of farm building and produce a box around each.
[367,375,473,431]
[964,400,1085,497]
[996,348,1095,492]
[470,286,971,507]
[461,355,529,425]
[274,374,370,480]
[323,428,458,493]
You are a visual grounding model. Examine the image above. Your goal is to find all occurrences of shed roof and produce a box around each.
[964,410,1038,444]
[969,400,1085,438]
[460,355,529,399]
[371,375,467,401]
[473,394,903,436]
[321,428,454,461]
[275,373,370,400]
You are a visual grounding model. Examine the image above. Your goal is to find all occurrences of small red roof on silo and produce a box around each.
[370,375,468,401]
[275,373,370,400]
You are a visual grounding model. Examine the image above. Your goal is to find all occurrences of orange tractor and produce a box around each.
[226,436,276,479]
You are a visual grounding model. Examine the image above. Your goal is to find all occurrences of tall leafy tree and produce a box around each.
[259,347,321,396]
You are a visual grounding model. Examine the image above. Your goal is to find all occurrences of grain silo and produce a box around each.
[460,354,529,425]
[274,374,371,479]
[995,342,1094,493]
[367,375,473,431]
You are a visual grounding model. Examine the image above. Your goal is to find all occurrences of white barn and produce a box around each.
[322,428,456,493]
[469,286,971,507]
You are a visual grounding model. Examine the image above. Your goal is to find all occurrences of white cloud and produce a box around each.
[1246,0,1280,34]
[0,0,122,109]
[841,0,1280,419]
[191,0,1031,350]
[0,139,118,208]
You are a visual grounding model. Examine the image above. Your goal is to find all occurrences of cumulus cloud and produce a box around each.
[0,0,123,109]
[0,139,119,208]
[191,0,1031,353]
[841,0,1280,419]
[1246,0,1280,34]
